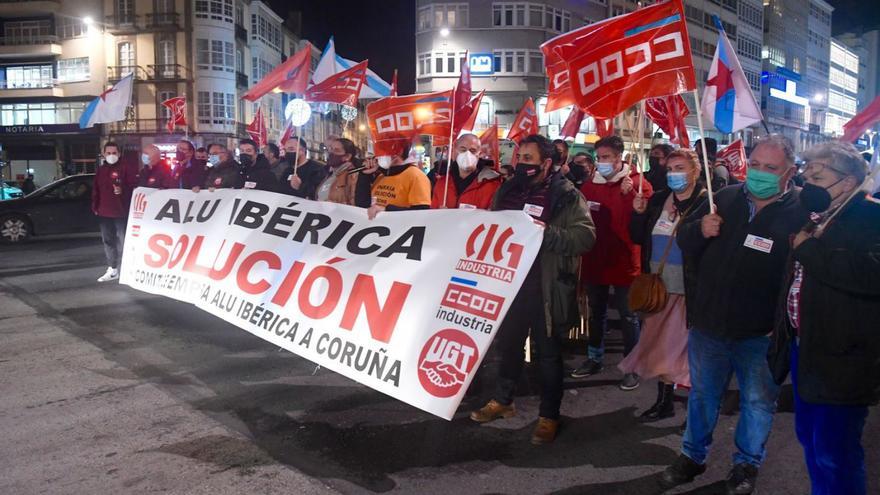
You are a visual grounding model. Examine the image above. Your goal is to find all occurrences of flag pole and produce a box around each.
[692,89,716,211]
[636,99,646,196]
[293,125,301,175]
[442,86,457,209]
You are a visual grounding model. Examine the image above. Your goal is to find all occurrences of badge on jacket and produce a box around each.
[214,177,222,186]
[244,181,257,189]
[524,203,544,217]
[744,234,774,253]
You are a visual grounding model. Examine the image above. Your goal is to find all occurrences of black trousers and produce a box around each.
[494,270,564,420]
[99,216,127,269]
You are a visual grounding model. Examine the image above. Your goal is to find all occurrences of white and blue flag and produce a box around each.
[79,74,133,129]
[313,37,391,99]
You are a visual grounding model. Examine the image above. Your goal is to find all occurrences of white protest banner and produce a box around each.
[120,188,542,420]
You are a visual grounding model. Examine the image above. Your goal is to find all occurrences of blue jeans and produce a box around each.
[792,342,868,495]
[682,328,780,466]
[586,284,641,363]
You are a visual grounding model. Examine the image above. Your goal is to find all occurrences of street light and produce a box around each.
[83,16,94,26]
[813,92,824,103]
[440,27,450,37]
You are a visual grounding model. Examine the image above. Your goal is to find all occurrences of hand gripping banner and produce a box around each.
[120,188,543,419]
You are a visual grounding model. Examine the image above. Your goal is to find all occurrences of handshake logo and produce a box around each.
[417,329,479,398]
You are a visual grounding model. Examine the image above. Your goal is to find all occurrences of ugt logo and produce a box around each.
[132,192,147,219]
[417,329,479,398]
[455,224,523,283]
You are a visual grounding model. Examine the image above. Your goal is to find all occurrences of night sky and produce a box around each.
[265,0,879,96]
[267,0,416,94]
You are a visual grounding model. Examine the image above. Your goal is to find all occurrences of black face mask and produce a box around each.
[799,179,845,212]
[510,163,541,186]
[648,157,662,171]
[568,164,587,182]
[239,153,254,167]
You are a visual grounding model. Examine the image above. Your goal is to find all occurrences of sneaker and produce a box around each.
[530,417,559,445]
[725,463,759,495]
[469,399,515,423]
[659,454,706,489]
[570,359,603,378]
[620,373,640,391]
[97,267,119,283]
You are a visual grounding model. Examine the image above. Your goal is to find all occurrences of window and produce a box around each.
[157,38,175,66]
[809,3,831,26]
[116,0,134,17]
[194,0,233,23]
[763,45,786,67]
[158,90,176,119]
[0,102,87,125]
[155,0,173,12]
[196,38,234,72]
[492,3,570,30]
[491,49,543,75]
[4,65,53,89]
[250,13,282,50]
[197,91,235,125]
[3,19,51,43]
[738,1,762,30]
[59,18,89,39]
[737,36,762,61]
[117,42,135,68]
[57,57,90,82]
[251,56,273,81]
[418,52,431,76]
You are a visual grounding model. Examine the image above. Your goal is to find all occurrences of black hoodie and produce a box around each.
[241,154,279,193]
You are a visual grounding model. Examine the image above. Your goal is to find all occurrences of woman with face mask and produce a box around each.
[620,149,707,422]
[430,133,502,210]
[314,137,360,205]
[768,141,880,495]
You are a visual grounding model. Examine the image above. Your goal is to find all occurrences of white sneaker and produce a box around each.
[97,267,119,282]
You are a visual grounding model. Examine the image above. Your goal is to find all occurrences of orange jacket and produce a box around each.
[431,166,503,210]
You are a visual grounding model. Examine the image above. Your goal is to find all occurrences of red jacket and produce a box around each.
[580,164,653,286]
[92,158,139,218]
[431,166,503,210]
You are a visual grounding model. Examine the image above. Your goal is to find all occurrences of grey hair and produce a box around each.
[802,140,868,183]
[754,134,796,168]
[455,133,480,146]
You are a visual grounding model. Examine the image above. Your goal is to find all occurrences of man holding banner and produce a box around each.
[470,134,595,445]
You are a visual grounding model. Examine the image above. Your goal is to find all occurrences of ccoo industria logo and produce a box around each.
[132,192,147,219]
[417,329,479,398]
[455,224,524,283]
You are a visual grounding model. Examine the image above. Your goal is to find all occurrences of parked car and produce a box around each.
[1,180,24,200]
[0,174,99,243]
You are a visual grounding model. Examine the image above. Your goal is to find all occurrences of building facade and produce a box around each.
[825,38,859,138]
[0,0,356,186]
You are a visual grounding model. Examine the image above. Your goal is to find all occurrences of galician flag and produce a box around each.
[701,16,762,133]
[313,36,392,99]
[79,74,133,128]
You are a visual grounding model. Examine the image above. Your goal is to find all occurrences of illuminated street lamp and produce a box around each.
[440,27,450,37]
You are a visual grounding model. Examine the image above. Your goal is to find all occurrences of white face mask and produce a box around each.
[377,155,393,170]
[104,154,119,165]
[456,150,479,172]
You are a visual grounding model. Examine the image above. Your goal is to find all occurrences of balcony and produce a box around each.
[0,79,63,97]
[235,23,247,42]
[107,65,148,82]
[104,14,140,34]
[236,71,248,89]
[148,64,190,81]
[0,35,61,58]
[146,12,181,30]
[107,119,182,135]
[0,1,61,16]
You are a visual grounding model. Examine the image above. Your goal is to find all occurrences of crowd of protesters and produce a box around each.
[91,129,879,495]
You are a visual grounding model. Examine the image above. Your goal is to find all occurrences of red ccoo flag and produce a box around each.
[841,94,880,143]
[507,98,538,144]
[243,43,311,101]
[716,139,747,181]
[305,60,368,106]
[366,90,453,157]
[161,96,187,133]
[454,51,472,115]
[390,69,398,96]
[455,89,485,134]
[479,117,500,168]
[560,107,585,140]
[596,117,614,137]
[645,94,690,147]
[246,106,268,148]
[548,0,696,119]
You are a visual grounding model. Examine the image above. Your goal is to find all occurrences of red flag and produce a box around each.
[596,117,614,137]
[716,139,747,181]
[645,94,690,147]
[161,96,186,133]
[507,98,538,144]
[454,51,472,114]
[455,90,485,134]
[366,90,453,156]
[842,94,880,143]
[280,120,294,145]
[541,45,578,113]
[479,117,500,168]
[390,69,398,97]
[548,0,696,119]
[560,107,585,140]
[305,60,368,106]
[246,106,268,148]
[243,43,311,101]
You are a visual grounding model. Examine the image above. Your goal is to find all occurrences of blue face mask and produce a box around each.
[596,162,615,178]
[141,153,150,166]
[666,172,689,193]
[208,154,220,166]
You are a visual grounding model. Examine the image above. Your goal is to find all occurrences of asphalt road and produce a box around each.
[1,236,877,495]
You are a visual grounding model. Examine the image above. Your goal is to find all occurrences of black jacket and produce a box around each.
[769,195,880,406]
[242,155,279,193]
[280,158,327,199]
[204,160,243,189]
[630,188,706,326]
[677,184,809,340]
[174,159,208,189]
